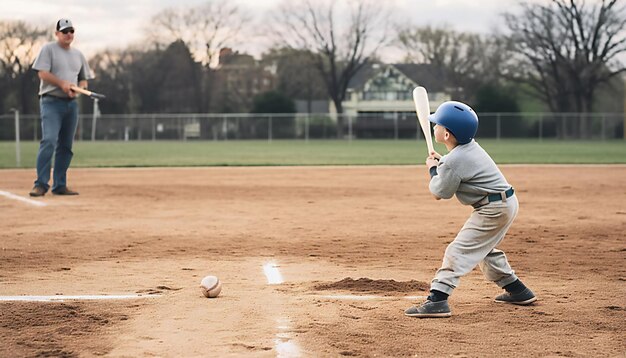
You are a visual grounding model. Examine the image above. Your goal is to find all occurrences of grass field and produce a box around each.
[1,139,625,168]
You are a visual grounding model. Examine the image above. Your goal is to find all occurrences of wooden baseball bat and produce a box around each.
[413,86,434,155]
[70,85,106,100]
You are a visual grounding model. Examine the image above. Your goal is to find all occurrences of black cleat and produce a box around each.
[495,288,537,305]
[405,300,451,318]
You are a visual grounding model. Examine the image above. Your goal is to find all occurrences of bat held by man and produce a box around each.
[70,85,106,100]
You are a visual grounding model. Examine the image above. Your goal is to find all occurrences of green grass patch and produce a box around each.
[1,139,625,168]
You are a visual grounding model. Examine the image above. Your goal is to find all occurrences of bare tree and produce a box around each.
[146,2,249,67]
[504,0,626,137]
[145,2,250,112]
[396,25,513,102]
[0,20,47,113]
[269,0,390,137]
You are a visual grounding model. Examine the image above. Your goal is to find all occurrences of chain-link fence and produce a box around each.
[1,112,624,141]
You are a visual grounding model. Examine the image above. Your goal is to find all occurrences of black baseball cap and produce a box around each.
[56,18,73,32]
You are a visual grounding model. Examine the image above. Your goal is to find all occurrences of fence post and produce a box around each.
[538,114,543,141]
[13,110,20,167]
[223,116,228,141]
[91,98,99,141]
[601,114,606,141]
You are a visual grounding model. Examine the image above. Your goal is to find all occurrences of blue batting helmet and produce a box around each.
[429,101,478,144]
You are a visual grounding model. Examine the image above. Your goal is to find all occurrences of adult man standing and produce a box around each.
[29,18,93,197]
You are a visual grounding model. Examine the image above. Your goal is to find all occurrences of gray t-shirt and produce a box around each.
[429,140,511,206]
[32,41,93,98]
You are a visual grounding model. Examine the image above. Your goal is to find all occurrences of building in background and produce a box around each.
[211,48,278,113]
[339,63,451,118]
[324,63,454,138]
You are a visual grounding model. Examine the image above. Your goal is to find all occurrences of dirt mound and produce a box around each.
[313,277,428,294]
[0,302,135,357]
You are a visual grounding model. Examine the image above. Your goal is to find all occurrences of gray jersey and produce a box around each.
[429,140,511,206]
[32,42,93,98]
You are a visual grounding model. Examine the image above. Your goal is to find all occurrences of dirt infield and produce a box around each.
[1,166,625,357]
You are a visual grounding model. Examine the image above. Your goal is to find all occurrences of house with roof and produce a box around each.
[340,63,451,118]
[332,63,452,138]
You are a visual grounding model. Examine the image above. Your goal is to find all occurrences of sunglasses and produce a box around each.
[60,29,75,34]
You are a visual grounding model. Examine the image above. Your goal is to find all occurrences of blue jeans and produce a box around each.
[34,96,79,191]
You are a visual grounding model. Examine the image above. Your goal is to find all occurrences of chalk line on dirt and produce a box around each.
[0,190,47,207]
[0,294,159,302]
[263,262,284,285]
[263,261,302,357]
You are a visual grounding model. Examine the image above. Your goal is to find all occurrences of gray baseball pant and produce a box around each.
[430,195,520,295]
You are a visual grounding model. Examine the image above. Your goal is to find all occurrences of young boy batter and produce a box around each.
[405,101,536,318]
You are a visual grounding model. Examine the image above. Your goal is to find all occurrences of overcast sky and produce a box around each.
[1,0,533,59]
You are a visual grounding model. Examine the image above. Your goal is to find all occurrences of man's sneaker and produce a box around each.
[495,288,537,305]
[51,187,79,196]
[29,186,47,197]
[405,300,451,318]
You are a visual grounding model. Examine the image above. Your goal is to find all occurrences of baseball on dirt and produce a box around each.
[200,275,222,298]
